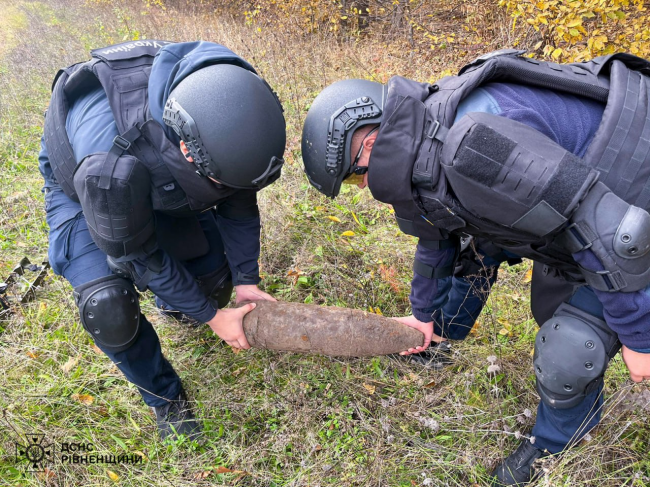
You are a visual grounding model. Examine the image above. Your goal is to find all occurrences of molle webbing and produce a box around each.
[89,53,152,136]
[470,56,609,103]
[585,61,650,209]
[43,65,87,201]
[43,41,171,202]
[414,52,610,192]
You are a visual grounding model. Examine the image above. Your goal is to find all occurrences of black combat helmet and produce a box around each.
[301,79,386,198]
[163,64,286,189]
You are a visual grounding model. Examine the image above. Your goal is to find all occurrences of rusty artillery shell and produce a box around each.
[242,301,424,357]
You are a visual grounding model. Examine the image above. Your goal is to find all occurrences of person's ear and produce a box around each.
[363,132,377,150]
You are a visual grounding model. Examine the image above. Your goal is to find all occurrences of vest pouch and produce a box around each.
[73,152,155,258]
[440,112,599,238]
[155,212,209,261]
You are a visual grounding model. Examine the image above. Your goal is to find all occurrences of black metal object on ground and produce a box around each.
[0,257,50,317]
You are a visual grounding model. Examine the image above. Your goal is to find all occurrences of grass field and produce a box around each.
[0,1,649,485]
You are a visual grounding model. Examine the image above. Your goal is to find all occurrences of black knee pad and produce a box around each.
[74,274,141,353]
[197,262,233,309]
[533,302,620,409]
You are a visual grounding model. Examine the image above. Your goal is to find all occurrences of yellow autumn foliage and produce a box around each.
[500,0,650,61]
[168,0,649,64]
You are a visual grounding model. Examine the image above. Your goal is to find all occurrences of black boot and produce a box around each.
[397,341,454,370]
[491,439,549,486]
[152,388,202,441]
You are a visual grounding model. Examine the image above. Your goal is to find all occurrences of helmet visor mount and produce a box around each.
[324,96,382,195]
[163,98,284,190]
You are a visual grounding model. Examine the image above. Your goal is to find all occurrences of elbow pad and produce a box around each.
[559,181,650,292]
[74,152,155,258]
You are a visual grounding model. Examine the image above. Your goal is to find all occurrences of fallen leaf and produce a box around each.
[215,466,248,475]
[499,328,511,336]
[192,471,211,480]
[232,366,246,376]
[37,467,56,481]
[341,231,355,237]
[61,355,80,373]
[470,321,480,336]
[71,393,94,405]
[523,268,533,283]
[326,216,341,223]
[26,351,40,359]
[363,383,376,395]
[234,472,250,482]
[107,470,119,481]
[95,407,109,417]
[132,451,148,462]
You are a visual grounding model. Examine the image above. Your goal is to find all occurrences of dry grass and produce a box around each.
[0,1,648,486]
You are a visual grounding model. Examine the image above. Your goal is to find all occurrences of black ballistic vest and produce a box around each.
[368,49,650,279]
[44,40,242,216]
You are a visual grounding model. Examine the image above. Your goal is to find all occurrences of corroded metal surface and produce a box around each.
[243,301,424,357]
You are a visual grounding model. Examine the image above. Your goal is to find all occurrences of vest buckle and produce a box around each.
[112,135,131,152]
[425,120,449,142]
[425,120,441,139]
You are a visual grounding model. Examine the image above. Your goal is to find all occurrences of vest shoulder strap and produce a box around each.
[43,40,173,201]
[89,40,173,134]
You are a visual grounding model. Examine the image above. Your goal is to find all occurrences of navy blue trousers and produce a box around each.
[46,188,226,407]
[438,260,609,454]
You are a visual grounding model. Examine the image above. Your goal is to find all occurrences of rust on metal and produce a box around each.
[242,301,424,357]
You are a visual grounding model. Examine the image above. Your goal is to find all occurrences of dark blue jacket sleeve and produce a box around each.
[411,240,502,340]
[409,242,456,323]
[131,250,217,323]
[573,250,650,352]
[216,190,262,286]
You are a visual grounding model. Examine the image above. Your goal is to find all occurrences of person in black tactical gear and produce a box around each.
[39,40,286,440]
[301,50,650,485]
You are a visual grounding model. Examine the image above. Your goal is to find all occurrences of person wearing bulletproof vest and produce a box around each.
[39,40,286,440]
[301,49,650,485]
